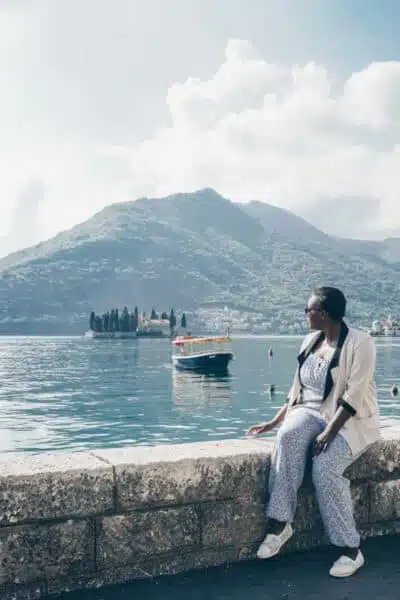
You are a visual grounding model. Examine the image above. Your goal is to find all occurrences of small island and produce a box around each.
[86,306,187,339]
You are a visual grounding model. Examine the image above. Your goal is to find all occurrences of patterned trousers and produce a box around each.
[267,406,360,548]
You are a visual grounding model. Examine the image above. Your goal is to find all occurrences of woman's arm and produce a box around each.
[339,335,376,414]
[247,403,288,436]
[269,402,288,427]
[313,405,352,454]
[247,335,308,436]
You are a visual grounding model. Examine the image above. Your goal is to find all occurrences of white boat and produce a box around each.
[172,335,234,373]
[368,316,400,337]
[368,320,383,336]
[383,316,400,337]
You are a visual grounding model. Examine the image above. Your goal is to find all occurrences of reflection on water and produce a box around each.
[172,370,232,412]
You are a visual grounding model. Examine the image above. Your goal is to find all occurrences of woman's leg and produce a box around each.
[311,434,360,549]
[267,408,325,525]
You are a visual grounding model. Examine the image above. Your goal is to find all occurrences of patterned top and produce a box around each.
[300,343,335,411]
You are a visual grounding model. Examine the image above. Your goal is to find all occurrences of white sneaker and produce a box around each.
[329,550,365,577]
[256,523,293,559]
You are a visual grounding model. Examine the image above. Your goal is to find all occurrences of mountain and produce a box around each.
[1,188,400,334]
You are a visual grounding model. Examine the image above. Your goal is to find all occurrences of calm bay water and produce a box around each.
[0,335,399,455]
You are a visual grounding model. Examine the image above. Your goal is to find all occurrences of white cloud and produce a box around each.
[342,62,400,129]
[1,37,400,256]
[128,42,400,237]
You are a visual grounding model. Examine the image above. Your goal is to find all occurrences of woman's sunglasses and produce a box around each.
[304,306,322,314]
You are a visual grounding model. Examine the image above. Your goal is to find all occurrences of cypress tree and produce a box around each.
[110,309,115,332]
[121,307,130,332]
[169,308,176,331]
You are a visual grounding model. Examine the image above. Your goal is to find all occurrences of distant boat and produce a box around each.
[383,315,400,337]
[368,320,383,337]
[368,316,400,337]
[172,335,233,373]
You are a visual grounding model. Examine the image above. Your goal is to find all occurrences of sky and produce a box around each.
[1,0,400,257]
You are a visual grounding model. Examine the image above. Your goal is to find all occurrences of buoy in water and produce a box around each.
[269,384,275,394]
[391,385,398,397]
[268,347,273,358]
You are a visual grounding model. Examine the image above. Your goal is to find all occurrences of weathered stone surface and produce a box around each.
[360,519,400,539]
[346,427,400,481]
[97,506,200,569]
[153,545,252,577]
[0,452,114,525]
[369,480,400,522]
[285,527,326,554]
[293,488,320,531]
[352,483,371,524]
[47,547,246,596]
[0,581,45,600]
[0,519,94,585]
[94,439,272,510]
[201,501,265,548]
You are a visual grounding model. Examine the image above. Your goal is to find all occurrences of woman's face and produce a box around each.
[305,294,327,330]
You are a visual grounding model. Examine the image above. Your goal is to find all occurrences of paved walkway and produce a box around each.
[59,535,400,600]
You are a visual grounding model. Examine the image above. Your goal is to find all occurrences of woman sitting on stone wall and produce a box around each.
[248,286,380,577]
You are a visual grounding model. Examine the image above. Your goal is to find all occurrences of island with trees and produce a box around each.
[86,306,188,339]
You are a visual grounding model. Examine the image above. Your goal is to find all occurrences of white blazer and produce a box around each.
[286,323,380,455]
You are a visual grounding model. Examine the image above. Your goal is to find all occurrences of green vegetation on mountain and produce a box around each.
[1,188,400,334]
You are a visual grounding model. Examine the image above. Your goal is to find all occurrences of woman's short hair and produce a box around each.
[312,286,346,322]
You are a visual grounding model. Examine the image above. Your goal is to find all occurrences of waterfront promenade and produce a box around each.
[52,534,400,600]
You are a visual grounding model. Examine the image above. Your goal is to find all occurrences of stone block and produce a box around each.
[47,547,246,596]
[0,452,114,526]
[0,519,94,585]
[360,519,400,539]
[201,501,265,548]
[97,505,200,569]
[153,545,251,576]
[369,480,400,522]
[94,439,272,510]
[352,482,370,525]
[346,429,400,482]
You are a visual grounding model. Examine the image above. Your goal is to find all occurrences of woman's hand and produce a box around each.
[246,421,275,436]
[313,405,354,455]
[313,429,336,455]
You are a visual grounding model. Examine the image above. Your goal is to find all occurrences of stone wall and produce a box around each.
[0,426,399,600]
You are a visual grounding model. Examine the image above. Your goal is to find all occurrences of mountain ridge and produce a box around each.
[1,188,400,334]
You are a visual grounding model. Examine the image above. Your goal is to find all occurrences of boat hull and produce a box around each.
[172,351,233,373]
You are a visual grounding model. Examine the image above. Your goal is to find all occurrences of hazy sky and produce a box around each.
[1,0,400,257]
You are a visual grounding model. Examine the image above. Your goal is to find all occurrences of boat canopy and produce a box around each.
[172,336,231,346]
